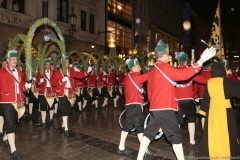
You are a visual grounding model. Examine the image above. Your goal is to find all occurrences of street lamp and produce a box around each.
[69,7,77,35]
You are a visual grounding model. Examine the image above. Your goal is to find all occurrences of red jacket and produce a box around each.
[228,71,238,82]
[51,68,88,97]
[98,71,106,87]
[87,72,97,88]
[193,82,199,99]
[148,60,202,112]
[123,72,149,106]
[74,71,87,88]
[106,71,115,87]
[119,72,126,87]
[175,65,210,100]
[36,70,55,95]
[194,69,212,99]
[0,66,27,103]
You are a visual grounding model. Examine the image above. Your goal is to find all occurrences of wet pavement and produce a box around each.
[0,96,240,160]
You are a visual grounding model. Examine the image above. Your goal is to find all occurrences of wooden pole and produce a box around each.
[218,0,222,60]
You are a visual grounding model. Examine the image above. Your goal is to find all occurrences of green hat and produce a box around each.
[7,49,18,58]
[2,56,7,62]
[44,58,51,65]
[203,61,212,68]
[50,61,55,66]
[126,58,139,69]
[73,62,79,66]
[92,66,97,71]
[65,57,69,60]
[79,63,83,68]
[108,65,114,69]
[155,40,169,53]
[175,52,188,63]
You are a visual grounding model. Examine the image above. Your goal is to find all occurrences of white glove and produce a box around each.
[116,77,119,81]
[32,77,36,81]
[200,47,216,63]
[195,98,199,103]
[73,68,80,72]
[103,71,107,76]
[87,66,92,73]
[40,78,44,84]
[103,78,106,81]
[25,82,32,90]
[227,70,232,75]
[62,76,69,82]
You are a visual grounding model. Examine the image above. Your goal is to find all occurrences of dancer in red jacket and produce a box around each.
[118,58,155,156]
[137,40,216,160]
[0,50,31,159]
[51,57,91,137]
[35,59,56,128]
[175,53,211,149]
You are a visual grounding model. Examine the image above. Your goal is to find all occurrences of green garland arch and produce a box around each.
[25,18,67,80]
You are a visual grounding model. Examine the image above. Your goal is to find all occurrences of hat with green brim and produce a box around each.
[155,40,169,53]
[108,65,114,69]
[50,61,55,66]
[2,56,7,62]
[44,59,51,65]
[73,62,79,66]
[7,49,18,58]
[175,52,188,63]
[203,61,212,68]
[79,63,83,68]
[125,58,139,69]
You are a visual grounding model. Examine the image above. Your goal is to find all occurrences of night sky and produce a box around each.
[185,0,240,45]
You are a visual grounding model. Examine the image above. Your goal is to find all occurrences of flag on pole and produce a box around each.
[208,1,224,59]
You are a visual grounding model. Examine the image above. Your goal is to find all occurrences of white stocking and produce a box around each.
[118,131,128,150]
[41,111,46,123]
[0,116,4,133]
[188,123,195,144]
[62,116,68,131]
[137,136,151,160]
[54,103,58,114]
[49,110,54,120]
[172,143,184,160]
[78,102,82,111]
[7,133,16,153]
[29,103,33,114]
[201,117,205,130]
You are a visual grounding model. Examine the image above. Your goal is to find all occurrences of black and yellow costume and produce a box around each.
[199,62,240,159]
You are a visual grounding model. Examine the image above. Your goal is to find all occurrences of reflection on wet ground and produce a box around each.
[0,96,240,160]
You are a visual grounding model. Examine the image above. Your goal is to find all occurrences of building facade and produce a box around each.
[149,0,182,57]
[0,0,106,64]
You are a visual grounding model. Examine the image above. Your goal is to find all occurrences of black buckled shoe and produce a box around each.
[42,123,46,129]
[117,148,132,155]
[49,119,53,123]
[189,140,200,149]
[11,150,21,160]
[64,130,74,137]
[3,140,10,148]
[145,148,156,156]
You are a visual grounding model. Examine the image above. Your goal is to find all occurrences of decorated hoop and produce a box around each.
[144,113,163,139]
[119,110,135,132]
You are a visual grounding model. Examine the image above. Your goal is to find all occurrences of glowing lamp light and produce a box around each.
[183,20,191,31]
[108,37,116,43]
[108,43,116,48]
